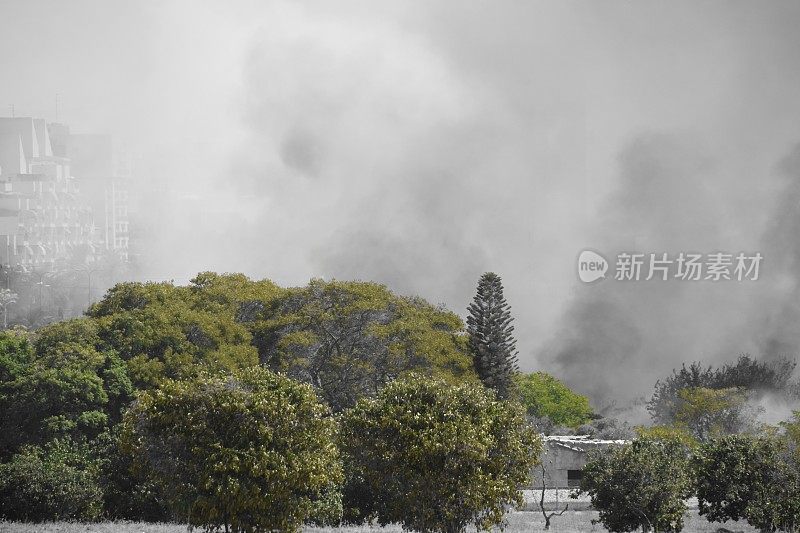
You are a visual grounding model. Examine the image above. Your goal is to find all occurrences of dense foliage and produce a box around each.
[648,354,796,427]
[515,371,593,427]
[694,434,800,532]
[693,435,782,524]
[0,438,103,522]
[87,274,475,410]
[249,277,475,411]
[0,272,486,524]
[672,386,755,441]
[466,272,519,399]
[339,374,541,533]
[579,437,693,533]
[0,324,133,457]
[121,366,342,532]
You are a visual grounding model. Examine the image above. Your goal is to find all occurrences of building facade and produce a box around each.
[531,435,629,489]
[0,117,132,268]
[0,117,96,268]
[49,127,131,261]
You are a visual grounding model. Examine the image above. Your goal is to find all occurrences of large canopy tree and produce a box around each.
[82,273,475,411]
[247,278,475,411]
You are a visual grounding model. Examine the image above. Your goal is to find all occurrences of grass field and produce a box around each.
[0,511,757,533]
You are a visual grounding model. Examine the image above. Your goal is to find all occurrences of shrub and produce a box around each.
[694,434,800,532]
[339,374,541,533]
[0,438,103,521]
[121,366,342,532]
[745,461,800,533]
[92,428,172,522]
[579,437,693,532]
[515,371,593,427]
[693,435,780,524]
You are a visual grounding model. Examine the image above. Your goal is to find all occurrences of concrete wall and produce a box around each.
[531,443,589,489]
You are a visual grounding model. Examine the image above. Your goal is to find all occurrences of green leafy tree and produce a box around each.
[635,425,698,450]
[693,435,782,524]
[579,437,693,532]
[673,387,753,441]
[339,374,541,533]
[745,461,800,533]
[85,275,473,411]
[0,322,133,457]
[88,281,258,390]
[515,372,593,427]
[0,438,103,521]
[694,432,800,532]
[121,366,342,533]
[466,272,519,399]
[0,329,31,384]
[648,355,795,426]
[251,278,474,411]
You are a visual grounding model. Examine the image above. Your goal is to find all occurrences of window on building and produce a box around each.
[567,470,583,488]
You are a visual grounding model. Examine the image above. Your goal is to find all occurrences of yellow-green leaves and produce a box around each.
[514,371,593,428]
[339,374,541,533]
[121,366,342,532]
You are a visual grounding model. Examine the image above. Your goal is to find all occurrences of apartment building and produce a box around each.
[49,127,131,260]
[0,117,96,267]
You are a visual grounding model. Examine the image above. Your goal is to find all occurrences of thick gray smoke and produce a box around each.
[4,1,800,412]
[546,137,800,407]
[757,146,800,358]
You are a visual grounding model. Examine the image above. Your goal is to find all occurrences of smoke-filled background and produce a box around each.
[3,0,800,408]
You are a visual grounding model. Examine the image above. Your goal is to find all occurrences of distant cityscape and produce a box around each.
[0,116,135,327]
[0,116,131,269]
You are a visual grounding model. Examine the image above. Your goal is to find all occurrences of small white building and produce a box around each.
[531,435,628,489]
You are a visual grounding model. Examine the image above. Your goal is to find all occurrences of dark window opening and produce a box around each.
[567,469,583,488]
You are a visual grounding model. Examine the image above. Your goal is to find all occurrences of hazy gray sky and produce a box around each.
[3,0,800,402]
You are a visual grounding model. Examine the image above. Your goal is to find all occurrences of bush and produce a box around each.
[0,438,103,521]
[693,435,780,524]
[694,434,800,532]
[121,366,342,532]
[339,374,541,533]
[579,437,693,532]
[515,372,594,427]
[745,460,800,533]
[648,355,795,427]
[92,428,172,522]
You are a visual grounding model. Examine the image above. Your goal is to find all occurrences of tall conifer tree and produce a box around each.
[466,272,519,399]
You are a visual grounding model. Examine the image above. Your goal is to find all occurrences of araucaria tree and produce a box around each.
[466,273,519,399]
